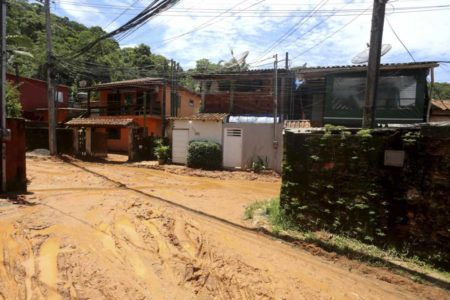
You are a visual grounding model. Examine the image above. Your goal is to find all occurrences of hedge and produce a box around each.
[187,140,222,170]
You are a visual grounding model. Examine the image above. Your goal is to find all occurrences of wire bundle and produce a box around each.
[67,0,180,59]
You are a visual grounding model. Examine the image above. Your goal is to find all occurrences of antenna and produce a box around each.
[351,44,392,64]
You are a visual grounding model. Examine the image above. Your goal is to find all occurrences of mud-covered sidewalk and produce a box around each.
[0,156,448,299]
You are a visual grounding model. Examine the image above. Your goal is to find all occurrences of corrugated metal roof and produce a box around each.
[169,113,228,121]
[191,68,290,79]
[66,117,135,127]
[295,61,438,74]
[432,99,450,111]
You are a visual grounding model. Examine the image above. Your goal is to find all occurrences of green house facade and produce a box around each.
[295,62,438,127]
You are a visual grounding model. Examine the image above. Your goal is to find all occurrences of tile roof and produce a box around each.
[169,113,229,121]
[66,117,135,127]
[432,100,450,111]
[284,120,312,129]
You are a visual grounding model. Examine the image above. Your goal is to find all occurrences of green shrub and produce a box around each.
[251,156,266,173]
[6,82,22,118]
[187,140,222,170]
[154,139,170,164]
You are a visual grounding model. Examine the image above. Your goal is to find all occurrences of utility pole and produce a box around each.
[169,59,174,117]
[1,0,7,191]
[161,63,167,137]
[273,54,278,146]
[362,0,389,128]
[45,0,57,155]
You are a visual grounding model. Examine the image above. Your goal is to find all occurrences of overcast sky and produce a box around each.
[52,0,450,81]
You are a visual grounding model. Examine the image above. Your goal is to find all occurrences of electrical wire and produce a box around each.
[62,0,180,60]
[291,5,370,61]
[385,17,416,62]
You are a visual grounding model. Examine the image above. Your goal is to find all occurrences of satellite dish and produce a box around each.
[233,51,249,65]
[351,44,392,64]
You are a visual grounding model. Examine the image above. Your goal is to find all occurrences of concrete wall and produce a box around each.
[172,119,223,145]
[223,123,283,172]
[6,118,26,192]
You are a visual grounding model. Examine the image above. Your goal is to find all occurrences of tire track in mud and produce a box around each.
[3,157,446,299]
[0,198,279,299]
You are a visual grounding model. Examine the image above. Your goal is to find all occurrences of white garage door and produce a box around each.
[223,128,243,168]
[172,129,189,164]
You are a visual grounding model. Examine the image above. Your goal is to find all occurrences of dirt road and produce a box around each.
[0,156,448,299]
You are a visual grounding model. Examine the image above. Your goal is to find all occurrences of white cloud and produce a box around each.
[54,0,450,81]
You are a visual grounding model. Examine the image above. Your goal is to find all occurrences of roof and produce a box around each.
[6,73,70,88]
[431,100,450,111]
[82,77,164,91]
[191,68,291,80]
[81,77,199,95]
[295,61,439,76]
[169,113,228,121]
[66,117,135,127]
[284,120,312,129]
[228,115,280,124]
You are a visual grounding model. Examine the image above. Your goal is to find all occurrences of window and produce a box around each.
[56,91,64,103]
[235,80,264,92]
[330,75,418,111]
[218,80,230,91]
[108,128,121,140]
[189,99,194,107]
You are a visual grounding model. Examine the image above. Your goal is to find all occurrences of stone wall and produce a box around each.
[280,124,450,268]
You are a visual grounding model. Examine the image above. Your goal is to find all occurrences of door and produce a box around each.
[92,129,108,157]
[172,129,189,164]
[223,128,243,168]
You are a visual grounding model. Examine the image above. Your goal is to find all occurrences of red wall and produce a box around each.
[6,74,69,120]
[5,118,26,192]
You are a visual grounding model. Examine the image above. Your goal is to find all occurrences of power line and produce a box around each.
[102,0,143,31]
[152,0,264,48]
[62,0,180,59]
[385,17,415,62]
[251,0,330,64]
[291,5,371,61]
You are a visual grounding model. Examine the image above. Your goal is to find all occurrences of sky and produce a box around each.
[51,0,450,81]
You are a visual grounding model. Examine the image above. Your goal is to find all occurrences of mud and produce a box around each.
[0,156,448,299]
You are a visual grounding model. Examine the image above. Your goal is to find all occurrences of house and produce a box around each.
[293,62,439,127]
[191,69,295,117]
[430,99,450,122]
[169,113,226,165]
[6,73,72,123]
[169,113,286,172]
[68,77,201,156]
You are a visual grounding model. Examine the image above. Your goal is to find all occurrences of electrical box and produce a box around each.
[384,150,405,167]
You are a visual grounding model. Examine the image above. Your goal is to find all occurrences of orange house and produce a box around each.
[67,78,201,155]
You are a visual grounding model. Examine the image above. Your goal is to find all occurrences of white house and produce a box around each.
[168,113,289,172]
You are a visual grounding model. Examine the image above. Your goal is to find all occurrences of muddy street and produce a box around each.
[0,156,448,299]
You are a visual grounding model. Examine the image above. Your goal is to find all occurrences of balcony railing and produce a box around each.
[89,104,162,117]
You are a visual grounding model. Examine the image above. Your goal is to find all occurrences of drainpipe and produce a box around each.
[426,67,435,123]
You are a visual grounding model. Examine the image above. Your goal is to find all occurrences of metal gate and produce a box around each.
[223,128,243,168]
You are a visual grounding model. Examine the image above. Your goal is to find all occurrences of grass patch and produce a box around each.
[244,198,450,284]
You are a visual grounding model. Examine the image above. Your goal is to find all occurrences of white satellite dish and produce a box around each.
[351,44,392,64]
[233,51,249,65]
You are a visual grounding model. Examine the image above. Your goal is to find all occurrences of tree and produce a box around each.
[5,82,22,118]
[432,82,450,100]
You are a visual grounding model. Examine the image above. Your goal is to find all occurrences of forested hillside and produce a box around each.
[6,0,170,89]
